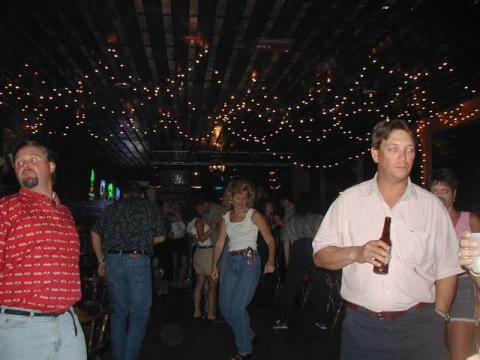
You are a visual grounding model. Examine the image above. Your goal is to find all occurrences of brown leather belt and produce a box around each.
[346,301,431,320]
[229,247,255,256]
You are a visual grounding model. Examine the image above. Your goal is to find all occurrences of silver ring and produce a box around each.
[458,249,468,260]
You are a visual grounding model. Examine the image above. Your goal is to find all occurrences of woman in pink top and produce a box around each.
[430,168,480,360]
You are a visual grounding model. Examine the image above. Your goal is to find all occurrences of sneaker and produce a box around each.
[272,320,288,330]
[314,321,327,330]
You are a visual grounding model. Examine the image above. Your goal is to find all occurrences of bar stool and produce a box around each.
[77,275,111,358]
[325,270,343,333]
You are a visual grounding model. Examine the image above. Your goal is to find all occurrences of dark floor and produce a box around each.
[97,286,342,360]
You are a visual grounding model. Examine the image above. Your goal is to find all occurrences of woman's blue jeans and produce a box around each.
[106,254,152,360]
[219,252,261,355]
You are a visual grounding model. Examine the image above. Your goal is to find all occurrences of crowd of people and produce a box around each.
[1,119,480,360]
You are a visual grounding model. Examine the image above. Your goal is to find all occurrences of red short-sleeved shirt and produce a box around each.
[0,188,81,312]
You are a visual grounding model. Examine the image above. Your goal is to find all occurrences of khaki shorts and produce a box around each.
[193,247,213,275]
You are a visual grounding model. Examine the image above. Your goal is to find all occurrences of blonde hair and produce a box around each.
[222,179,256,210]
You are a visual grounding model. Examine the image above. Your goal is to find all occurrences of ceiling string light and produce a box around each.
[1,45,478,170]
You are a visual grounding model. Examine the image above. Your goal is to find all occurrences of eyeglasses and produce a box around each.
[431,188,451,195]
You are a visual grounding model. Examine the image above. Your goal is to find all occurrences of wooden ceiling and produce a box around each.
[1,0,479,173]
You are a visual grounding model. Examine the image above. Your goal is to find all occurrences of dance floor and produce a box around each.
[98,286,341,360]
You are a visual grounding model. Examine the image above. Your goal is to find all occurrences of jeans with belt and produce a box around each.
[0,307,86,360]
[219,251,261,355]
[106,254,152,360]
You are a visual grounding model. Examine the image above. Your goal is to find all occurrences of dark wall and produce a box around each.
[432,120,480,213]
[314,139,427,214]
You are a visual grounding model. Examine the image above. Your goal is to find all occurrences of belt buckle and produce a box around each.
[377,312,385,320]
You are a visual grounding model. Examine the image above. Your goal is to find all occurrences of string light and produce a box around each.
[1,46,478,170]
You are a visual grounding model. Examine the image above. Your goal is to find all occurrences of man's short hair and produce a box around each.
[122,181,143,195]
[429,168,459,190]
[192,192,208,207]
[371,119,415,149]
[12,140,58,183]
[13,139,58,163]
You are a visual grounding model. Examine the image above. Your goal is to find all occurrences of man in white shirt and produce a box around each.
[313,119,462,359]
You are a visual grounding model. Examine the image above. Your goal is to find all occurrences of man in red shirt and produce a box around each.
[0,140,86,360]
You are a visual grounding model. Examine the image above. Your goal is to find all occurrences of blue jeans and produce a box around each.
[106,254,152,360]
[220,252,261,355]
[0,307,86,360]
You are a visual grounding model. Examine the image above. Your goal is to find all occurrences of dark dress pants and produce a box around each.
[341,304,448,360]
[279,237,328,323]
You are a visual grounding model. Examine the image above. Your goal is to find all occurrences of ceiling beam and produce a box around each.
[237,0,291,89]
[213,0,256,124]
[198,0,228,136]
[133,0,158,82]
[161,0,182,144]
[48,1,149,167]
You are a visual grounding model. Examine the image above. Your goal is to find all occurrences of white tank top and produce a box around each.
[187,218,212,247]
[223,208,258,252]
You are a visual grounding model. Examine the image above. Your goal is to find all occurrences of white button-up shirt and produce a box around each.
[312,175,462,312]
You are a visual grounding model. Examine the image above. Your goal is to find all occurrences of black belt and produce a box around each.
[0,307,79,336]
[197,246,213,249]
[107,249,146,255]
[0,307,65,317]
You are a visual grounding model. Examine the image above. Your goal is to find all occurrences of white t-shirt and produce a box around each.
[170,220,186,239]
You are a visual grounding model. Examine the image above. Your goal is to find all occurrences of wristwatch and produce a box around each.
[98,256,106,264]
[435,308,450,321]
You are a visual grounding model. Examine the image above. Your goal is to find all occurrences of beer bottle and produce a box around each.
[373,217,392,275]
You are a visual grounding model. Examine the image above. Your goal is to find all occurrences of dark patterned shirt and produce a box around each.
[92,196,165,256]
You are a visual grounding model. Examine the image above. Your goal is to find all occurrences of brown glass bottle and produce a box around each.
[373,217,392,275]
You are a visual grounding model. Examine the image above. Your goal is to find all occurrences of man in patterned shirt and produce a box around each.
[91,181,166,360]
[0,140,87,360]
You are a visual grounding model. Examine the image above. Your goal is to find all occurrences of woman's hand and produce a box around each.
[97,262,106,277]
[466,354,480,360]
[211,268,219,282]
[263,260,275,274]
[458,231,480,268]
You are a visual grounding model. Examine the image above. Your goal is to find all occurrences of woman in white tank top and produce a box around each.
[211,180,275,360]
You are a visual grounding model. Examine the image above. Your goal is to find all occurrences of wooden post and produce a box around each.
[417,96,480,187]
